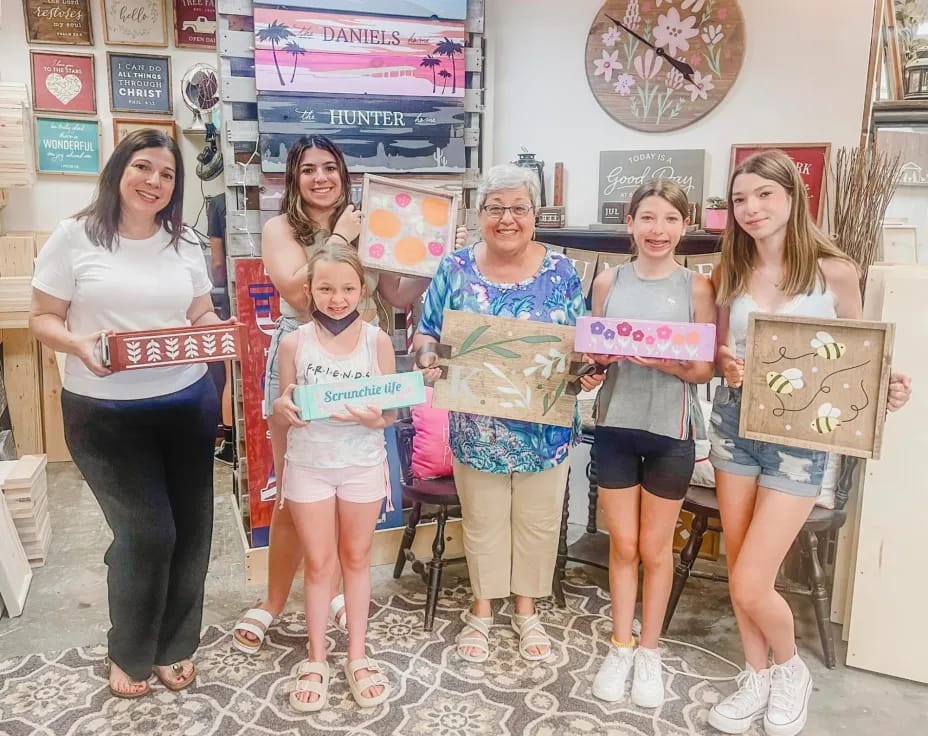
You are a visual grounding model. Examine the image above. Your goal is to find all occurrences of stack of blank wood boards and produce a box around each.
[0,82,34,189]
[0,454,50,567]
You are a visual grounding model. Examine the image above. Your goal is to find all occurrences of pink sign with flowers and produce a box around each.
[584,0,746,133]
[576,316,716,361]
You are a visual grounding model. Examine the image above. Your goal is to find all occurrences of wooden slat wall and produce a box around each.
[218,0,487,538]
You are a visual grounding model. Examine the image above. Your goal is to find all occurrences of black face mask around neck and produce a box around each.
[312,309,360,335]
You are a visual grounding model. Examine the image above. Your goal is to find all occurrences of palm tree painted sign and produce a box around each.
[252,0,466,20]
[253,8,466,97]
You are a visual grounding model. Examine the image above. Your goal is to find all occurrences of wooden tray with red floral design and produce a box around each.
[102,323,247,371]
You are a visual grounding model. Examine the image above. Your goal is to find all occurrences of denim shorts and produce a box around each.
[708,386,826,498]
[262,316,301,419]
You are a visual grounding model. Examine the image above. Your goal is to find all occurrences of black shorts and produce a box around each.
[594,426,695,501]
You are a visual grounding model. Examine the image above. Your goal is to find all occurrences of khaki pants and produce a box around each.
[452,458,570,601]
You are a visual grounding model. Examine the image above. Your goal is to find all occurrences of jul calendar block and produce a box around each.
[102,323,247,371]
[575,316,716,361]
[294,372,426,421]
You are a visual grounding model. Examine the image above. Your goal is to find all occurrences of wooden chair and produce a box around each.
[391,417,463,631]
[662,456,857,669]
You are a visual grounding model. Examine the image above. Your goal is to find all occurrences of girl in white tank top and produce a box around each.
[270,241,397,711]
[707,150,911,736]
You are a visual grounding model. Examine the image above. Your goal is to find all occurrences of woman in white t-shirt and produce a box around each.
[29,130,222,699]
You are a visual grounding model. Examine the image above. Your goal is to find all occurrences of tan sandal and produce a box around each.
[457,611,492,663]
[344,657,391,708]
[290,660,329,713]
[105,657,150,699]
[153,661,196,691]
[511,612,552,661]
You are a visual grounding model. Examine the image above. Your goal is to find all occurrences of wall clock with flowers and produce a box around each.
[585,0,746,132]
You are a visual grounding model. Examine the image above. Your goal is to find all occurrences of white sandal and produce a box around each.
[457,611,492,663]
[290,660,329,713]
[329,594,347,631]
[232,608,276,654]
[511,612,552,661]
[344,657,391,708]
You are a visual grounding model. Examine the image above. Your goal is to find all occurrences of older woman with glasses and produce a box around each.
[414,164,602,663]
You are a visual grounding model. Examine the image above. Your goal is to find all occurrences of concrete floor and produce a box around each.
[1,447,926,734]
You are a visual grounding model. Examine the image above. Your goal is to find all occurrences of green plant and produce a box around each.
[706,196,728,209]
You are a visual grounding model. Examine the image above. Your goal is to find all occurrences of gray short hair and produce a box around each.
[476,164,541,211]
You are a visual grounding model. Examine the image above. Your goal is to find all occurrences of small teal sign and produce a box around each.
[35,117,100,175]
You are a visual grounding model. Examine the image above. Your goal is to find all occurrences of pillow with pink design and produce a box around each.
[410,386,454,479]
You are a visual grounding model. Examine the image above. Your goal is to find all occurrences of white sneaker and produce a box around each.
[764,653,812,736]
[708,664,771,734]
[592,645,634,702]
[631,647,664,708]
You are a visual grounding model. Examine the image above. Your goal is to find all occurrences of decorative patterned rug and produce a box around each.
[0,571,758,735]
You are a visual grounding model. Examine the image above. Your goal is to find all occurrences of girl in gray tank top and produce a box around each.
[586,180,717,709]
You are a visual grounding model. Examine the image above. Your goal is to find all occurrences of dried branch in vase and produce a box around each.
[830,146,902,295]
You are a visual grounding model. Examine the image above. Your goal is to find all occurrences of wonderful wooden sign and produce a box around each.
[740,314,894,459]
[257,93,465,174]
[253,8,466,98]
[598,149,706,223]
[430,310,584,428]
[22,0,93,45]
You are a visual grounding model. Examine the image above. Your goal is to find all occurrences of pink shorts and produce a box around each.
[282,462,388,505]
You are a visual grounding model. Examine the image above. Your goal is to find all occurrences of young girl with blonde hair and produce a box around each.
[273,241,397,712]
[708,150,910,736]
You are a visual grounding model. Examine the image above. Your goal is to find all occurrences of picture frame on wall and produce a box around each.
[174,0,217,49]
[729,143,832,225]
[22,0,94,45]
[101,0,169,47]
[112,117,177,145]
[107,52,172,114]
[30,51,96,115]
[34,116,101,176]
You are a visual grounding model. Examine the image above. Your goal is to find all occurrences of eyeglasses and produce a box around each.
[480,204,535,220]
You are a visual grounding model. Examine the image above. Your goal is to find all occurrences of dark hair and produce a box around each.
[627,179,691,220]
[76,129,186,251]
[280,135,352,246]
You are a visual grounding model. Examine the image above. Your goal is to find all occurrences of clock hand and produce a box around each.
[604,13,697,85]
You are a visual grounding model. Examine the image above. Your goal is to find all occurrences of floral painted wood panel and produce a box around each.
[430,310,583,428]
[585,0,746,132]
[740,314,894,459]
[103,323,247,371]
[360,174,459,277]
[575,316,716,361]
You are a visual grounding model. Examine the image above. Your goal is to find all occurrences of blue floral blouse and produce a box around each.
[417,244,586,474]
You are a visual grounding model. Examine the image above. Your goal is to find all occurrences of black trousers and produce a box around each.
[61,374,219,680]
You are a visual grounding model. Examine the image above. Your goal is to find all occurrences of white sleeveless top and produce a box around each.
[729,280,836,361]
[285,321,387,469]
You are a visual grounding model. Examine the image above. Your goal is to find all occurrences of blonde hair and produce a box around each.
[305,241,367,316]
[716,149,855,306]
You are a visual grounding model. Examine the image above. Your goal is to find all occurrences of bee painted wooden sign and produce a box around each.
[740,314,894,459]
[428,310,586,428]
[101,323,247,371]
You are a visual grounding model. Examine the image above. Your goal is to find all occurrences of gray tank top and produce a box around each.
[596,263,706,440]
